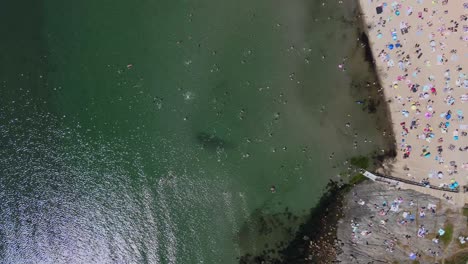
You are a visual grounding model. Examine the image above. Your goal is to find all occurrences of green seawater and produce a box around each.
[0,0,388,263]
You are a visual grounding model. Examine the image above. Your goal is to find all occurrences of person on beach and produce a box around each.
[360,0,467,200]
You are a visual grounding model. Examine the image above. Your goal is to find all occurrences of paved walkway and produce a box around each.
[363,170,465,206]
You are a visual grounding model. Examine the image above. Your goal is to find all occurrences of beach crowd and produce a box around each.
[361,0,468,192]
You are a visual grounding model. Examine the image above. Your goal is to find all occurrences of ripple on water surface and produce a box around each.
[0,105,252,263]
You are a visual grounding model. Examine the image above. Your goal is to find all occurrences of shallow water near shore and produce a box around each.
[0,0,390,263]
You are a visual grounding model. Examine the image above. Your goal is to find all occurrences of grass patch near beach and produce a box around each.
[463,208,468,217]
[440,222,454,246]
[349,173,367,185]
[444,251,468,264]
[342,173,368,193]
[350,155,369,169]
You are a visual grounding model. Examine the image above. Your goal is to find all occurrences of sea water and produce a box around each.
[0,0,388,263]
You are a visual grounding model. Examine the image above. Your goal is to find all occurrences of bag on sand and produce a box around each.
[376,6,383,14]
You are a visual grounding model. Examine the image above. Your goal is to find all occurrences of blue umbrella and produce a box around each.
[388,44,394,50]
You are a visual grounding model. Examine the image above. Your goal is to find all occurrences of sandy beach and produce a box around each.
[358,0,468,204]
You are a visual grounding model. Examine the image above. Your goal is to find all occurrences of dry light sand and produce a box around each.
[358,0,468,205]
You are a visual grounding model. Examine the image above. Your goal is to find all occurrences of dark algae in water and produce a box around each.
[195,132,232,150]
[238,181,347,264]
[349,155,370,170]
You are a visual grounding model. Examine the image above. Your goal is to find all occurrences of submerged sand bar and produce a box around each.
[358,0,468,205]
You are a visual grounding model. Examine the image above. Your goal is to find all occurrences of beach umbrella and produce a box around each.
[446,113,451,120]
[425,112,432,118]
[395,10,400,16]
[388,44,394,50]
[411,105,417,110]
[409,253,417,260]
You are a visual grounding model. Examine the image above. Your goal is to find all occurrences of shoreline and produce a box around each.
[356,27,398,169]
[238,2,401,260]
